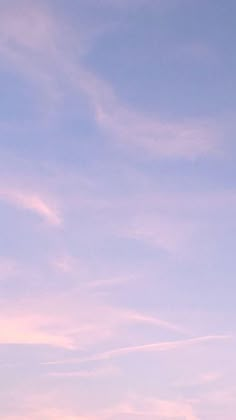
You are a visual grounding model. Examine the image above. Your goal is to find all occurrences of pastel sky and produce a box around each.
[0,0,236,418]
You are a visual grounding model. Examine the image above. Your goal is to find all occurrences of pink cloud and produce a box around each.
[0,187,62,226]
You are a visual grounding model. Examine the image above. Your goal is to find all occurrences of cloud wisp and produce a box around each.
[0,187,62,226]
[45,334,230,366]
[48,365,119,379]
[74,68,219,160]
[0,1,221,161]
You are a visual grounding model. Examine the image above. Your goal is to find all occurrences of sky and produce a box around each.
[0,0,235,418]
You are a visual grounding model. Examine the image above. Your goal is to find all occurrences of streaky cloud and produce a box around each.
[44,334,231,366]
[0,187,62,226]
[0,1,221,161]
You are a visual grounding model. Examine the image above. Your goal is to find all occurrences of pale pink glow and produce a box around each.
[199,371,222,384]
[0,316,73,349]
[0,188,62,226]
[10,389,236,420]
[1,287,189,356]
[5,409,94,420]
[102,397,199,420]
[4,392,98,419]
[34,283,187,343]
[4,393,199,420]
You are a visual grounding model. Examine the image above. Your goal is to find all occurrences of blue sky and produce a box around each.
[0,0,235,418]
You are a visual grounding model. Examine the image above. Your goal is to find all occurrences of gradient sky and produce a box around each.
[0,0,236,419]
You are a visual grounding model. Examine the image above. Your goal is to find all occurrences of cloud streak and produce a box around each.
[45,334,230,366]
[49,365,119,379]
[127,311,187,334]
[0,1,220,160]
[0,187,62,226]
[86,334,231,361]
[75,68,218,160]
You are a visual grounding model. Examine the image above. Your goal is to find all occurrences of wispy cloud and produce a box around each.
[0,1,56,53]
[45,334,230,366]
[127,311,187,334]
[118,214,194,253]
[0,1,62,109]
[75,68,219,160]
[0,187,62,226]
[0,1,220,160]
[86,334,230,361]
[73,187,236,253]
[4,284,186,357]
[49,365,119,379]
